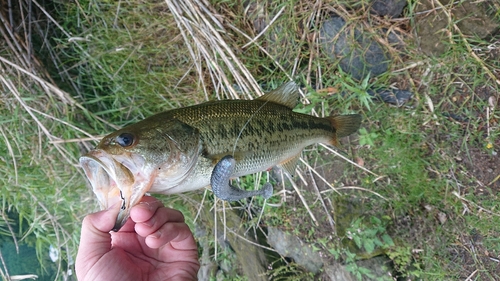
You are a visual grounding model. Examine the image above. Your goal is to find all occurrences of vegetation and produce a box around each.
[1,0,499,280]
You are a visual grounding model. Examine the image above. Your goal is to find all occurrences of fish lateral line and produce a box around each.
[230,81,299,158]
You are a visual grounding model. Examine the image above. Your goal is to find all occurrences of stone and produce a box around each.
[415,0,499,56]
[320,16,390,80]
[370,0,407,18]
[267,226,324,273]
[368,88,413,106]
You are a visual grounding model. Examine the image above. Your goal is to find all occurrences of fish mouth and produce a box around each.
[79,150,149,231]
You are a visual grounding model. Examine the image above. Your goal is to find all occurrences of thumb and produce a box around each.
[76,204,120,277]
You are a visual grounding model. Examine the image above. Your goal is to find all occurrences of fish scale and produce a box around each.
[169,100,333,175]
[187,102,318,138]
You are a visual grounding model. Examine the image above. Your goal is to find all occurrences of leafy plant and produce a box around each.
[345,216,395,255]
[358,127,379,147]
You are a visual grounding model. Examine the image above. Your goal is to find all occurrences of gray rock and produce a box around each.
[386,29,405,50]
[368,88,413,106]
[267,226,394,280]
[370,0,407,18]
[195,200,268,281]
[320,16,390,80]
[267,226,324,273]
[356,256,394,280]
[322,256,393,281]
[415,0,499,55]
[322,263,357,281]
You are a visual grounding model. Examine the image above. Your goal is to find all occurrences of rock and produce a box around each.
[386,28,405,50]
[195,225,218,281]
[320,16,390,80]
[267,226,324,273]
[322,256,393,281]
[322,263,357,281]
[196,197,268,281]
[368,88,413,106]
[267,222,393,281]
[355,256,394,280]
[370,0,407,18]
[267,226,394,280]
[415,0,499,55]
[339,88,413,106]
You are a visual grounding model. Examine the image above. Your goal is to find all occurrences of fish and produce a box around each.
[79,82,361,231]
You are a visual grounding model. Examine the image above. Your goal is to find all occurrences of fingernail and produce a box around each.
[138,201,152,210]
[144,217,155,227]
[149,230,161,239]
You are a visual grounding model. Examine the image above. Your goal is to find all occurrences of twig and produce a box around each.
[226,23,297,89]
[299,158,341,195]
[225,226,278,253]
[285,173,318,226]
[242,6,285,49]
[0,56,119,129]
[323,186,388,201]
[0,249,11,281]
[464,269,478,281]
[452,191,500,216]
[393,60,429,73]
[433,0,500,86]
[0,211,18,254]
[165,0,264,100]
[27,106,98,140]
[308,169,336,231]
[1,75,58,141]
[319,143,379,177]
[50,136,103,144]
[0,128,18,185]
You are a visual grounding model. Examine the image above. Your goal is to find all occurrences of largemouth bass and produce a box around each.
[80,82,361,230]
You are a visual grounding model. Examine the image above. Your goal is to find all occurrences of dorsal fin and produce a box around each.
[256,81,300,109]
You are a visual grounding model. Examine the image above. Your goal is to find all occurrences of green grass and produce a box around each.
[1,0,499,280]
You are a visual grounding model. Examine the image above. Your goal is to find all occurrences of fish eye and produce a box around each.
[116,133,135,147]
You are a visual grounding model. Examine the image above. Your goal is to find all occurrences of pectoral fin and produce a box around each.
[211,155,273,202]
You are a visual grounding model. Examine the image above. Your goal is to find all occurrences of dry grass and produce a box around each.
[1,0,499,280]
[0,2,95,279]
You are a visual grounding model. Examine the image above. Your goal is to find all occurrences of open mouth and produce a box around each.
[79,150,146,231]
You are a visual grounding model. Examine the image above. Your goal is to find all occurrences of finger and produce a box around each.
[129,196,165,224]
[145,221,197,251]
[114,215,136,232]
[133,205,185,237]
[75,203,120,277]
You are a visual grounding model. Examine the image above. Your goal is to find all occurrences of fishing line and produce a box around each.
[231,99,270,156]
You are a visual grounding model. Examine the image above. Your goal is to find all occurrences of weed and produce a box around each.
[358,127,379,147]
[2,0,500,280]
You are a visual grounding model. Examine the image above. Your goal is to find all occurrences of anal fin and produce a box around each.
[277,154,300,177]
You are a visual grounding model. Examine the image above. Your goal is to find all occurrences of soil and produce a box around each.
[462,148,500,193]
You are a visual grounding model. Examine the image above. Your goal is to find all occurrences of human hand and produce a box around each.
[75,196,199,281]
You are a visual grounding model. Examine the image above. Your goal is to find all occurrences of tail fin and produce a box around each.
[328,114,362,139]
